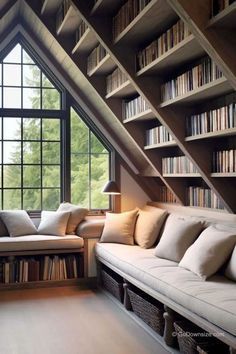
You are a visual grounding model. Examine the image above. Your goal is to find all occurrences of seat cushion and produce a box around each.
[0,235,84,252]
[96,243,236,336]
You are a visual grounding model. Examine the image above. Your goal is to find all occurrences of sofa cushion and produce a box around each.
[96,243,236,336]
[38,211,71,236]
[57,202,88,234]
[134,207,167,248]
[179,225,236,280]
[154,214,203,262]
[0,235,84,252]
[100,209,138,245]
[0,210,38,237]
[225,246,236,281]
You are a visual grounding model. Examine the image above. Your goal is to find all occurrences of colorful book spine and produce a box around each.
[187,186,224,209]
[124,95,150,119]
[146,125,173,146]
[213,149,236,173]
[162,156,199,174]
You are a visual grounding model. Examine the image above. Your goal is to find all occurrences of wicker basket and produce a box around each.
[174,321,229,354]
[127,286,164,336]
[101,266,124,303]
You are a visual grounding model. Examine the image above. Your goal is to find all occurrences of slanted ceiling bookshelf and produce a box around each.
[38,0,236,213]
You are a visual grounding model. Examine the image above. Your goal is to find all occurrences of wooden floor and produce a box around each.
[0,286,170,354]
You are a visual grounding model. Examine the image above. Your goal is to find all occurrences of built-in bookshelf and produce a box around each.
[212,149,236,174]
[162,156,200,176]
[187,186,224,210]
[211,0,236,16]
[160,186,178,203]
[136,19,191,72]
[75,21,88,45]
[56,0,80,35]
[106,67,133,97]
[87,44,107,75]
[123,95,150,120]
[145,125,174,147]
[161,56,223,102]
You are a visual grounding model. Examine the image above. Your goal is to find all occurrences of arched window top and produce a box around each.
[0,42,61,110]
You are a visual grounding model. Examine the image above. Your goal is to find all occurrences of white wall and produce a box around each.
[120,166,149,211]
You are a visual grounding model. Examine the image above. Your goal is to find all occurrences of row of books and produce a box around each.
[113,0,151,39]
[213,149,236,173]
[137,19,191,71]
[106,67,128,94]
[123,95,150,119]
[211,0,235,16]
[146,125,174,146]
[186,102,236,136]
[0,255,83,284]
[160,186,178,203]
[75,20,88,44]
[187,186,224,209]
[87,44,107,74]
[161,56,223,102]
[56,0,71,31]
[162,156,199,174]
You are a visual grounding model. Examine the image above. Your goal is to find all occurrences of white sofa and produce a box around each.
[93,205,236,351]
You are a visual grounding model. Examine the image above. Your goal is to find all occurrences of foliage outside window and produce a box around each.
[0,42,111,211]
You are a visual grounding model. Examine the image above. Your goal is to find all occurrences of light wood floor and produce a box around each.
[0,286,170,354]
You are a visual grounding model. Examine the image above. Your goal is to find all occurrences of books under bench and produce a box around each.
[0,254,84,284]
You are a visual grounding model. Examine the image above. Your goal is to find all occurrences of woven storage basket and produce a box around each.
[174,321,229,354]
[127,286,164,336]
[101,266,124,302]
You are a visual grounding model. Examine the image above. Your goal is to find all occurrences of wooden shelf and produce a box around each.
[163,173,201,177]
[123,109,154,123]
[211,172,236,177]
[41,0,63,15]
[105,81,137,99]
[208,2,236,28]
[185,128,236,141]
[57,5,81,35]
[144,141,177,149]
[113,0,177,45]
[137,35,205,76]
[159,77,233,107]
[72,27,98,54]
[87,54,116,76]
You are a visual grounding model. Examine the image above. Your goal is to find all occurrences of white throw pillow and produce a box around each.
[179,225,236,280]
[38,211,71,236]
[134,207,167,248]
[154,214,203,262]
[0,210,37,237]
[57,202,88,234]
[225,246,236,281]
[100,209,138,245]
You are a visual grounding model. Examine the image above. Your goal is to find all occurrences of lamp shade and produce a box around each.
[102,180,120,195]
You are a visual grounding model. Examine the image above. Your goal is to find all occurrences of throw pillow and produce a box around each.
[179,225,236,280]
[225,246,236,281]
[100,209,138,245]
[0,210,37,237]
[57,202,88,234]
[154,214,203,262]
[38,211,71,236]
[134,207,167,248]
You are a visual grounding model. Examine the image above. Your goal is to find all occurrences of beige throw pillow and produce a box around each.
[225,246,236,281]
[134,207,167,248]
[57,202,88,234]
[179,225,236,280]
[154,214,203,262]
[38,211,71,236]
[0,210,38,237]
[100,209,138,245]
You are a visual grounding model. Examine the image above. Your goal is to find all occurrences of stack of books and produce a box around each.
[186,102,236,136]
[87,44,107,74]
[162,156,199,174]
[106,67,128,94]
[137,19,191,71]
[213,149,236,173]
[160,186,178,203]
[123,95,150,119]
[56,0,71,31]
[187,186,224,209]
[146,125,174,146]
[211,0,235,16]
[161,56,223,102]
[113,0,151,39]
[75,20,88,44]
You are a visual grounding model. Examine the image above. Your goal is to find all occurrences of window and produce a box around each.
[0,41,111,211]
